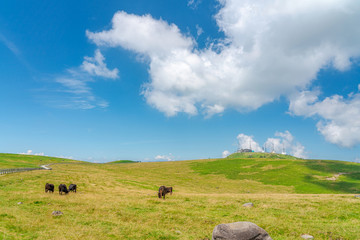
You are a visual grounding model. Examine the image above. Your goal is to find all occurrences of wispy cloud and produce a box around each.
[56,77,92,95]
[0,33,21,56]
[195,24,204,37]
[44,49,118,109]
[0,32,33,71]
[51,76,107,110]
[187,0,202,9]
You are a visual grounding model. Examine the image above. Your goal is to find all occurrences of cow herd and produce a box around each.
[46,183,172,199]
[45,183,76,195]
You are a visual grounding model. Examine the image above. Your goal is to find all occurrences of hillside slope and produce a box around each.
[107,160,139,164]
[0,153,82,168]
[192,156,360,194]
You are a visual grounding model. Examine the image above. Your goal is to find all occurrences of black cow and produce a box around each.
[45,183,54,193]
[158,186,173,199]
[58,184,69,195]
[69,184,77,193]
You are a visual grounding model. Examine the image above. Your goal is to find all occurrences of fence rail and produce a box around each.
[0,167,47,175]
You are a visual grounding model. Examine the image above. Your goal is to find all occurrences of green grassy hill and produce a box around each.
[192,155,360,194]
[0,153,360,239]
[0,153,82,168]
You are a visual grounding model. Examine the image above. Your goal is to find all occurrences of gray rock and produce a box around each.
[242,202,254,208]
[17,202,23,205]
[355,195,360,198]
[52,211,63,216]
[212,221,272,240]
[301,234,314,239]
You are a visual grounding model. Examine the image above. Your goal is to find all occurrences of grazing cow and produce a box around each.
[158,186,173,199]
[69,184,77,193]
[45,183,54,193]
[58,184,69,195]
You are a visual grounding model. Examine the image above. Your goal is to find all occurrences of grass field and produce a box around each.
[1,153,360,239]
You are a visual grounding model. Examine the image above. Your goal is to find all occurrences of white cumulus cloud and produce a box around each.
[155,154,174,161]
[236,131,306,158]
[265,131,307,158]
[86,12,193,57]
[81,49,119,79]
[289,89,360,148]
[86,1,360,117]
[222,150,231,158]
[237,133,263,152]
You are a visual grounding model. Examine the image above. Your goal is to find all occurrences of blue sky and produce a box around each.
[1,0,360,162]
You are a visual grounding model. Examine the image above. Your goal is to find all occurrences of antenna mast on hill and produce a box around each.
[282,144,286,155]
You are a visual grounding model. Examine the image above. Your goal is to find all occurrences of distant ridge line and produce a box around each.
[227,152,300,160]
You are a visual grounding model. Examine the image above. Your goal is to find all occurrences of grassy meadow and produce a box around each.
[0,153,360,239]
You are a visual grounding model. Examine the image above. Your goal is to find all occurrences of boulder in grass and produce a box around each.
[242,202,254,208]
[355,195,360,198]
[52,211,63,216]
[212,221,272,240]
[301,234,314,239]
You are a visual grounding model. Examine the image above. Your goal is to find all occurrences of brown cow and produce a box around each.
[158,186,173,199]
[45,183,54,193]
